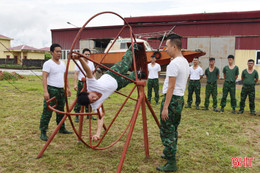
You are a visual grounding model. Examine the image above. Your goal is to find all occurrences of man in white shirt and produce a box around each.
[157,35,189,172]
[185,57,204,110]
[147,55,161,105]
[75,45,142,141]
[39,43,72,141]
[74,48,96,122]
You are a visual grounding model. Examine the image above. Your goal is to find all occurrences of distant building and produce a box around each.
[51,10,260,78]
[0,34,50,66]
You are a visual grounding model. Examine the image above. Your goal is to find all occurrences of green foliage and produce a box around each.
[45,52,52,60]
[0,71,23,81]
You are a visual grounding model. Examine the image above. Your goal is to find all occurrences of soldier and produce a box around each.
[40,43,72,141]
[239,59,259,115]
[156,35,189,172]
[74,48,96,122]
[147,55,161,105]
[204,57,219,112]
[185,57,203,110]
[220,55,239,113]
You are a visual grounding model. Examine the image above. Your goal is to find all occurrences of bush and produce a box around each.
[0,71,24,81]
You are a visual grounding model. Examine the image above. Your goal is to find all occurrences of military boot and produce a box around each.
[75,115,79,123]
[185,104,191,108]
[156,160,177,172]
[196,106,200,110]
[40,130,48,141]
[219,107,224,113]
[232,108,236,114]
[59,128,72,134]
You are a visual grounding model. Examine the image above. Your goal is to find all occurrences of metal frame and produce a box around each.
[37,11,160,173]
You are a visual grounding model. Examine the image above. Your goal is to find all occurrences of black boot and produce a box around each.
[40,130,48,141]
[59,128,72,134]
[156,160,177,172]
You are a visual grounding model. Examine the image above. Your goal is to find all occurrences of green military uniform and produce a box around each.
[239,69,259,114]
[160,95,184,163]
[147,78,159,103]
[187,80,201,106]
[220,66,239,110]
[204,67,219,109]
[40,86,66,131]
[106,47,136,90]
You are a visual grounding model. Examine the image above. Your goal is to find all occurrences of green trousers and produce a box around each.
[204,82,217,108]
[239,84,255,112]
[40,86,66,131]
[187,80,201,106]
[160,95,184,160]
[106,48,135,90]
[147,78,159,103]
[220,81,236,109]
[74,81,91,113]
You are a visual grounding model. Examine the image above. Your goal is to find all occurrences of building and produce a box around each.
[51,10,260,77]
[0,34,49,66]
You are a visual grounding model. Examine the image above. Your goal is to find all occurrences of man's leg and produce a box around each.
[194,80,201,108]
[230,83,237,113]
[147,79,152,103]
[239,86,247,113]
[220,82,228,111]
[186,80,194,107]
[204,84,210,110]
[106,47,136,90]
[154,78,160,104]
[39,86,58,141]
[212,83,218,111]
[248,86,256,114]
[74,81,83,122]
[55,88,72,134]
[157,95,183,172]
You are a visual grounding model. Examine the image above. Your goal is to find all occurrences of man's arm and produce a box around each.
[79,58,93,79]
[161,77,176,122]
[42,71,49,100]
[74,71,79,91]
[64,73,71,97]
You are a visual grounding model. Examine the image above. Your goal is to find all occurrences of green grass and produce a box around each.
[0,76,259,173]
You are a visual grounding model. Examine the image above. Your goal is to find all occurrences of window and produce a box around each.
[61,49,79,60]
[120,43,127,49]
[256,50,260,65]
[6,55,10,59]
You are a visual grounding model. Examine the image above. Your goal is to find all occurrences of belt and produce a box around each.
[207,82,216,84]
[225,81,235,83]
[190,79,200,81]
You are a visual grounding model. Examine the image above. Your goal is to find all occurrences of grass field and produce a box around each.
[0,75,259,173]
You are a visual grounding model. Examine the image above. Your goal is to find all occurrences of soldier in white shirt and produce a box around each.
[157,35,189,172]
[74,48,96,122]
[39,43,72,141]
[147,55,161,105]
[185,57,204,110]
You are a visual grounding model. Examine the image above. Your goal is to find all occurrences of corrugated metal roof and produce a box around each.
[0,34,12,40]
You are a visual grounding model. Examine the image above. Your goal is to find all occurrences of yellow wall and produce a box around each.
[26,52,45,59]
[235,50,260,79]
[63,60,76,72]
[0,39,11,58]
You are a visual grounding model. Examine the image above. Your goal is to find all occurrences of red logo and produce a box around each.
[231,157,254,167]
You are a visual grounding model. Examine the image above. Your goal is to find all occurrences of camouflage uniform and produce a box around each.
[106,47,136,90]
[220,66,239,109]
[239,69,259,113]
[40,86,66,131]
[74,81,91,113]
[160,95,184,160]
[204,67,219,109]
[147,78,159,103]
[187,80,201,106]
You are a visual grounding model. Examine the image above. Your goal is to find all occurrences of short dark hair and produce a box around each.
[248,59,255,63]
[209,57,215,61]
[193,57,199,60]
[151,55,156,59]
[77,92,90,106]
[82,48,91,54]
[50,43,62,52]
[167,35,182,50]
[228,55,234,59]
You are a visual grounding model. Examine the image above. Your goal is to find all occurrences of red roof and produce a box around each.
[9,45,39,51]
[39,47,50,51]
[0,34,12,40]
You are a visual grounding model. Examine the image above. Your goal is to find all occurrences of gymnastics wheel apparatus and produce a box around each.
[37,11,160,173]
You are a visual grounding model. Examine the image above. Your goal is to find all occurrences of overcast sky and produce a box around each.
[0,0,259,48]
